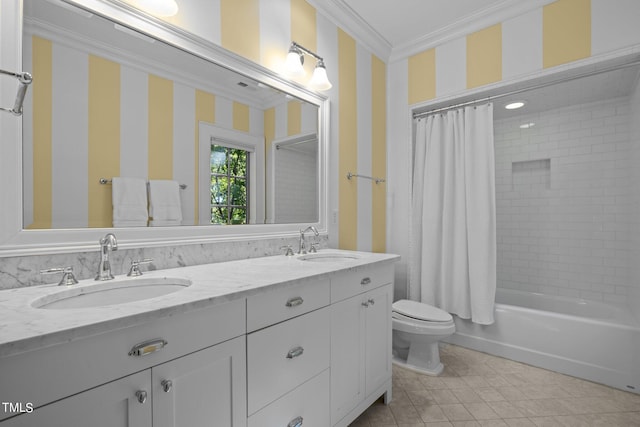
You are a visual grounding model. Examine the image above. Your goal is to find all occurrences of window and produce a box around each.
[210,145,249,224]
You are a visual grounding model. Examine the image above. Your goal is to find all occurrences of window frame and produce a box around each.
[199,123,264,225]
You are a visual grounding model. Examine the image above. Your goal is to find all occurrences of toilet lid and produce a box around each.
[392,300,452,322]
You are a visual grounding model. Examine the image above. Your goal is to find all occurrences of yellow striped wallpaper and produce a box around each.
[371,54,386,253]
[30,36,52,230]
[287,101,302,136]
[338,28,358,250]
[543,0,591,68]
[88,55,120,228]
[408,49,435,105]
[407,0,593,105]
[467,24,502,89]
[220,0,260,63]
[232,101,250,132]
[27,35,320,230]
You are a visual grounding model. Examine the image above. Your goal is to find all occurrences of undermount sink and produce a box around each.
[32,277,192,310]
[297,252,362,263]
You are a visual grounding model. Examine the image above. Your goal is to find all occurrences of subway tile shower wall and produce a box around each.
[494,96,634,304]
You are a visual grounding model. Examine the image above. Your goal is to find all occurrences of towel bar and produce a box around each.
[346,172,385,184]
[100,178,187,190]
[0,69,32,116]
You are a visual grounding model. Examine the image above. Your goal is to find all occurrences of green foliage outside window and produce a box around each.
[210,145,248,224]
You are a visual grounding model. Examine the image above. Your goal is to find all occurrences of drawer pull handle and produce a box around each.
[128,339,168,357]
[161,379,173,393]
[286,296,304,307]
[135,390,147,404]
[361,277,371,286]
[286,346,304,359]
[288,416,303,427]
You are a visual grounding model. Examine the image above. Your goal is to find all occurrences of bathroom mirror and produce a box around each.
[23,0,320,229]
[0,0,328,255]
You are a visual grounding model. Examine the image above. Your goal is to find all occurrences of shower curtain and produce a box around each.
[411,104,496,325]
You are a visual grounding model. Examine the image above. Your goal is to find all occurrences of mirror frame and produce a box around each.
[0,0,329,256]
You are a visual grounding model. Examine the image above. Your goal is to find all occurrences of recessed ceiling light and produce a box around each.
[520,122,535,129]
[505,101,526,110]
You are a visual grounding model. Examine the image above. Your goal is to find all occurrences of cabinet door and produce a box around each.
[364,283,393,396]
[152,336,246,427]
[330,295,366,425]
[0,371,151,427]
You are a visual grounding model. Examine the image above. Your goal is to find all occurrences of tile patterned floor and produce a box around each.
[349,344,640,427]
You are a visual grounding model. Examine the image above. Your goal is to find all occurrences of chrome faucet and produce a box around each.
[298,226,319,254]
[96,233,118,281]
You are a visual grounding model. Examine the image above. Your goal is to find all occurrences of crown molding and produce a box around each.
[306,0,392,61]
[389,0,556,62]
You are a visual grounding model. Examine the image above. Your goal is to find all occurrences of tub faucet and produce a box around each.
[96,233,118,281]
[298,226,319,254]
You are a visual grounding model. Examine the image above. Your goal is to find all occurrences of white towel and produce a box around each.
[148,180,182,225]
[112,177,148,227]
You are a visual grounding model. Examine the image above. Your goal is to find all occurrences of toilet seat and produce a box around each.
[392,299,453,323]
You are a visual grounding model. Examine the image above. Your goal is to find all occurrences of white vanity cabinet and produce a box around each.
[0,299,247,427]
[152,336,246,427]
[0,254,398,427]
[330,266,394,427]
[1,370,152,427]
[246,278,332,426]
[2,337,246,427]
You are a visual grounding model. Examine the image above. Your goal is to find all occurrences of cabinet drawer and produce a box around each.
[331,264,393,303]
[248,369,329,427]
[247,307,330,415]
[247,278,330,332]
[0,298,245,421]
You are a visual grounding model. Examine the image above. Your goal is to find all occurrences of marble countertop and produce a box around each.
[0,249,399,358]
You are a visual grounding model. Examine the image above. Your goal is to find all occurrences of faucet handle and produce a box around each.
[127,259,153,277]
[40,266,79,286]
[309,243,319,253]
[280,245,294,257]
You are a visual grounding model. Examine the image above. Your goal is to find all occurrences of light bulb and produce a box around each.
[285,48,305,77]
[309,61,332,91]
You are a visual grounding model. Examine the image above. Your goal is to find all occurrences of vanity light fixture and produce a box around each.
[134,0,179,17]
[505,101,526,110]
[285,42,332,91]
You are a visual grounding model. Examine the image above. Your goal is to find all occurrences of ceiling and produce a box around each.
[341,0,506,48]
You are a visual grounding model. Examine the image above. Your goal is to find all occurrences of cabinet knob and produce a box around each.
[161,379,173,393]
[135,390,148,404]
[287,416,303,427]
[286,346,304,359]
[368,298,375,306]
[360,277,371,286]
[361,301,369,307]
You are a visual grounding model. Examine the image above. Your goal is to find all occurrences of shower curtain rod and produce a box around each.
[413,59,640,119]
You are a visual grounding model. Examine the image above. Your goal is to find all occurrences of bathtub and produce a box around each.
[444,288,640,393]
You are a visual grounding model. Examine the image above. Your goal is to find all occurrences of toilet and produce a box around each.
[392,299,456,376]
